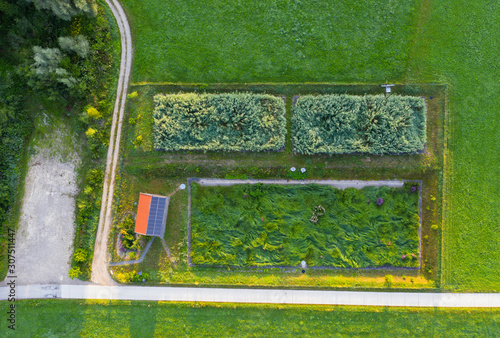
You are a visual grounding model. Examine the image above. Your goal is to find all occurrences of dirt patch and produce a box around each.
[1,122,87,286]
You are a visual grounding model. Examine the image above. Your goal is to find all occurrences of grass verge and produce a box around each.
[1,300,499,336]
[406,0,500,291]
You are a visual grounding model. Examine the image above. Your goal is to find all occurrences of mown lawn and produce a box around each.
[1,300,499,336]
[121,0,419,83]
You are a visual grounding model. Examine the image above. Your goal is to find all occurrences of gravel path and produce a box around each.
[195,178,405,189]
[90,0,133,286]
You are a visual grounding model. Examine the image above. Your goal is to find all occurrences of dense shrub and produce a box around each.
[191,183,420,268]
[292,94,426,154]
[71,168,103,279]
[153,93,286,152]
[118,216,140,251]
[0,70,32,232]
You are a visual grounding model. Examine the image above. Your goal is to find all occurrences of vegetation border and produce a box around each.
[187,178,422,271]
[440,84,450,288]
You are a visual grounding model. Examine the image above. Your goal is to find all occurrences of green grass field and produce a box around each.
[121,0,419,83]
[405,0,500,291]
[120,0,500,291]
[1,300,499,336]
[191,183,420,268]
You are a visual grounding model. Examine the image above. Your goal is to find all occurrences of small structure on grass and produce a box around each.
[381,84,395,93]
[135,193,170,237]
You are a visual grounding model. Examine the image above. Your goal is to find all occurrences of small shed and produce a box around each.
[135,193,170,237]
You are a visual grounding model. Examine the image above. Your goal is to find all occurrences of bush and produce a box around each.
[85,127,97,138]
[385,275,394,287]
[115,269,149,283]
[153,93,286,152]
[133,135,143,146]
[118,216,140,250]
[127,91,138,99]
[86,106,102,119]
[83,185,93,195]
[292,94,426,154]
[0,70,32,244]
[72,169,103,279]
[69,267,81,279]
[74,249,88,263]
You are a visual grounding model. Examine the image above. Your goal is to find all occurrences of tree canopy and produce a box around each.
[28,0,97,21]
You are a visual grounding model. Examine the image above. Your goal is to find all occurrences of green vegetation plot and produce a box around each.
[191,183,420,268]
[2,300,499,336]
[292,94,426,155]
[153,93,286,152]
[120,0,419,83]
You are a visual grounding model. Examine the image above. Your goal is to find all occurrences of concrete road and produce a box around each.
[3,284,500,308]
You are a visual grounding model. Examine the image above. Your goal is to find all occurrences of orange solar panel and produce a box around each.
[135,193,152,235]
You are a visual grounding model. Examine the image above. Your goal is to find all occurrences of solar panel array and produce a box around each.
[146,196,167,237]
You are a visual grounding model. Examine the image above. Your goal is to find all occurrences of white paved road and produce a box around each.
[2,284,500,308]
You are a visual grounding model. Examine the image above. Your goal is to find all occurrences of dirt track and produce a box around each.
[90,0,132,286]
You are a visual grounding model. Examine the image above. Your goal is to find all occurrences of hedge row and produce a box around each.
[153,93,286,152]
[292,94,426,155]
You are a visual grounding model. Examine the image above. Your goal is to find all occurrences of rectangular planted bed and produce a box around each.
[153,93,286,152]
[292,94,426,155]
[190,181,421,269]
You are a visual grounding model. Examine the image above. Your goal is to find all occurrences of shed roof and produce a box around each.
[135,193,169,237]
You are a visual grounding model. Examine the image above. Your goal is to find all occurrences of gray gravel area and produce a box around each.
[1,125,87,286]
